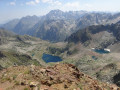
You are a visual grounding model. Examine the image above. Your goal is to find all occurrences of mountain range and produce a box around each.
[1,9,120,89]
[2,10,120,42]
[66,21,120,51]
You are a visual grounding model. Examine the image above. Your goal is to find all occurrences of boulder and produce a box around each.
[29,81,39,87]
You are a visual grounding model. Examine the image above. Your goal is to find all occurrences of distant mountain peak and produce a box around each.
[47,9,64,16]
[2,10,120,42]
[48,9,63,13]
[116,20,120,24]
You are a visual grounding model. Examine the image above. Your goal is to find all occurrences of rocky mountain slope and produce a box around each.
[0,63,119,90]
[0,51,40,70]
[13,15,40,35]
[2,10,120,42]
[0,28,15,37]
[66,21,120,50]
[2,19,19,31]
[96,62,120,86]
[0,28,49,69]
[45,21,120,87]
[31,19,76,42]
[27,11,120,42]
[0,28,15,45]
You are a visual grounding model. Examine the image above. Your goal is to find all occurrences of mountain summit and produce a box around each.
[0,63,119,90]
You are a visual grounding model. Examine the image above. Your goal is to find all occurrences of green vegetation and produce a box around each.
[13,75,17,80]
[48,42,79,56]
[47,46,68,55]
[24,88,29,90]
[24,70,30,74]
[0,50,40,68]
[78,83,83,90]
[14,80,20,85]
[67,48,78,55]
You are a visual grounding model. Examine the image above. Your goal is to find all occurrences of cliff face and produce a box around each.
[0,63,119,90]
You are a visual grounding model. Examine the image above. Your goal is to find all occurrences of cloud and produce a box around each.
[26,0,61,6]
[65,2,80,8]
[41,0,61,5]
[26,0,40,5]
[26,1,36,5]
[59,2,81,11]
[9,2,16,6]
[53,1,62,5]
[42,0,52,3]
[35,0,40,4]
[84,4,93,8]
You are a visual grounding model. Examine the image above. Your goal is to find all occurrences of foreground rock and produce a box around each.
[0,64,119,90]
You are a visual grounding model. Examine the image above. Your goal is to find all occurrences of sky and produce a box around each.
[0,0,120,24]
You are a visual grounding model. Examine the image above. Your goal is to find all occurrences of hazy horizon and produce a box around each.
[0,0,120,24]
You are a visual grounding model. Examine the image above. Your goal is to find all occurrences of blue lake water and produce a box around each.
[92,56,98,60]
[42,53,62,63]
[94,49,110,54]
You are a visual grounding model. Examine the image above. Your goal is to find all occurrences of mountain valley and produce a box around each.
[1,9,120,90]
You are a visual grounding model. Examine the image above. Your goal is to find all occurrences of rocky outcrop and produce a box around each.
[96,62,120,87]
[0,51,5,58]
[0,64,119,90]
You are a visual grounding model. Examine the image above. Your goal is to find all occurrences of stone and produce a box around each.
[40,68,46,73]
[30,65,35,73]
[21,80,27,85]
[34,86,39,90]
[29,81,39,87]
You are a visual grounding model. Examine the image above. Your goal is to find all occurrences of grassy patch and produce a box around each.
[78,83,83,90]
[24,88,29,90]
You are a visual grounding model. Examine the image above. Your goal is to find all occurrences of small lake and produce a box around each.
[92,56,98,60]
[42,53,62,63]
[93,49,110,54]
